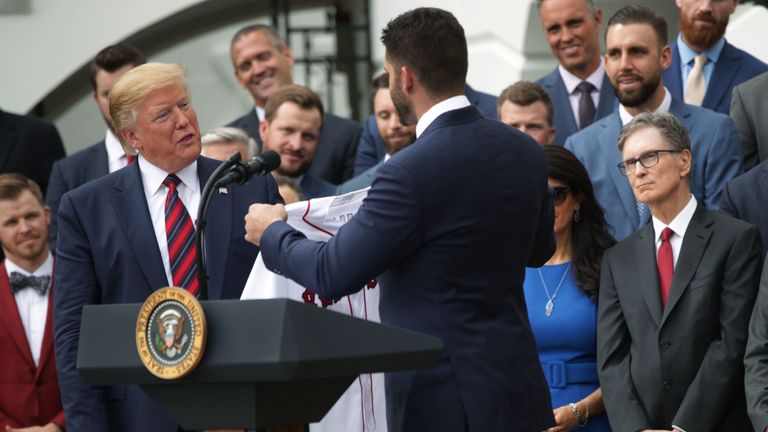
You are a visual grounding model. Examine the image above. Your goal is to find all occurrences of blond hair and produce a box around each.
[109,63,188,133]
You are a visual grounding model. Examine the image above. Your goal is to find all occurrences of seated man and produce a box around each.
[337,72,416,194]
[0,174,64,431]
[53,63,282,431]
[261,85,336,199]
[497,80,556,146]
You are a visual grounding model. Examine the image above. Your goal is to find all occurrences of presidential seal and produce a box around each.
[135,287,206,379]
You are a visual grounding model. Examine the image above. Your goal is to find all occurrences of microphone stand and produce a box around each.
[195,152,243,300]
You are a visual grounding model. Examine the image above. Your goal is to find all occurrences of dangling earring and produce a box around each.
[573,209,581,222]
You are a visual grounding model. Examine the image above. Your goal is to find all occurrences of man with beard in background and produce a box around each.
[663,0,767,114]
[565,5,741,241]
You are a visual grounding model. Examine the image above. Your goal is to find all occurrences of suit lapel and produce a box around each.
[666,44,684,99]
[553,72,579,135]
[197,158,231,300]
[635,225,663,327]
[760,165,768,212]
[702,42,739,110]
[243,110,263,153]
[111,162,167,293]
[0,112,17,172]
[90,140,110,178]
[661,205,712,326]
[0,262,36,367]
[604,114,641,229]
[36,269,55,377]
[596,74,617,118]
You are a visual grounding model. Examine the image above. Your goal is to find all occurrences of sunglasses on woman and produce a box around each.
[550,186,571,206]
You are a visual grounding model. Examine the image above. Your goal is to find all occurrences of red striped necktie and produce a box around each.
[163,174,199,295]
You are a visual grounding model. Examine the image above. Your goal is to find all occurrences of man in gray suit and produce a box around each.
[337,72,415,194]
[565,5,741,241]
[598,111,761,432]
[536,0,617,146]
[731,71,768,171]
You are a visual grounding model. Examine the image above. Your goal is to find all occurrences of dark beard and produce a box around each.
[613,73,661,108]
[390,72,417,126]
[680,12,728,51]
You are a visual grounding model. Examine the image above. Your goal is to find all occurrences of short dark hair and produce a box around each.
[536,0,595,13]
[371,72,389,105]
[380,8,467,98]
[497,81,554,125]
[543,146,615,301]
[231,24,286,52]
[0,173,44,206]
[264,85,324,125]
[606,4,668,47]
[89,43,146,91]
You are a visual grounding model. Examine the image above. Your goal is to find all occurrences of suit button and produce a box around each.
[660,342,671,350]
[663,381,672,390]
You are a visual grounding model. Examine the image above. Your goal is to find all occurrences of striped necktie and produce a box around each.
[163,174,199,295]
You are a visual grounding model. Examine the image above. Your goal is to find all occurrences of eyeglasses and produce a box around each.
[617,150,681,176]
[550,186,571,205]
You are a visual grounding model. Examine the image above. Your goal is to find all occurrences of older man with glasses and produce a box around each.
[598,111,761,432]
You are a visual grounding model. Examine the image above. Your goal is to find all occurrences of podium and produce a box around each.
[77,298,443,429]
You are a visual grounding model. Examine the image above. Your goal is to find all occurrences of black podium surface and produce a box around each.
[77,298,443,429]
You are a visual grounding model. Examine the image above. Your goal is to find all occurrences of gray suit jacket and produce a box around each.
[598,205,761,431]
[745,254,768,432]
[731,71,768,171]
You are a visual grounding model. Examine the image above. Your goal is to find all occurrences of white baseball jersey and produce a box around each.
[241,188,387,432]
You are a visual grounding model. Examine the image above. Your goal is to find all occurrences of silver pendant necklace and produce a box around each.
[537,263,572,317]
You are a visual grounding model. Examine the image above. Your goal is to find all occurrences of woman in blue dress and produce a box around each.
[524,146,615,431]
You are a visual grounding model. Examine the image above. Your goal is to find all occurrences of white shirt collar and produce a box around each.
[651,194,697,242]
[558,57,606,95]
[5,252,53,277]
[138,155,199,201]
[255,106,265,122]
[416,95,471,138]
[105,129,126,163]
[619,87,673,126]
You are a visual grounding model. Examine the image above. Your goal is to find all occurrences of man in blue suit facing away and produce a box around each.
[53,63,282,431]
[663,0,767,115]
[536,0,618,146]
[565,5,741,241]
[244,7,556,432]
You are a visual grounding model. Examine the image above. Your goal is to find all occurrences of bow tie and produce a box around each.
[9,272,50,296]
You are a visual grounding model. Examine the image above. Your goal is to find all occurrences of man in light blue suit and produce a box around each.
[535,0,618,147]
[338,72,415,194]
[566,5,741,241]
[663,0,767,114]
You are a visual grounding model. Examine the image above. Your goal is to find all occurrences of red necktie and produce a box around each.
[163,174,199,295]
[657,227,674,306]
[125,154,136,165]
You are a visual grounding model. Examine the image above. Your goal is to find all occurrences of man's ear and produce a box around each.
[121,128,142,152]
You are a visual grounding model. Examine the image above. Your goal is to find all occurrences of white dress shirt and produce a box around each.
[104,129,133,173]
[415,95,471,138]
[651,195,697,269]
[619,87,673,126]
[138,155,200,286]
[558,59,605,129]
[6,253,53,367]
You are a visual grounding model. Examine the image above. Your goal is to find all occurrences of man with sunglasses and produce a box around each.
[565,5,741,241]
[598,111,761,432]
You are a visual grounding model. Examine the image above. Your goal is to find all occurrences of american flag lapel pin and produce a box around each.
[218,187,228,195]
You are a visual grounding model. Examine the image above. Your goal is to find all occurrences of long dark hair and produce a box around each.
[543,146,615,301]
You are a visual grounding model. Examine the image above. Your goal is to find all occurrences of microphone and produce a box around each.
[215,151,281,187]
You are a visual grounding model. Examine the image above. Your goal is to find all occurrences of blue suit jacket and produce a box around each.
[45,140,109,250]
[337,162,380,194]
[53,156,282,432]
[353,85,497,176]
[720,159,768,257]
[298,172,336,199]
[565,98,742,241]
[229,110,361,185]
[664,39,768,115]
[261,106,556,431]
[536,68,618,147]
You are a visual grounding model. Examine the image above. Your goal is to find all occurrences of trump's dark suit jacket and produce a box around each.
[664,39,768,116]
[53,156,282,432]
[536,68,617,147]
[598,205,761,432]
[261,105,556,431]
[0,110,65,195]
[229,110,361,185]
[730,71,768,171]
[45,140,109,250]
